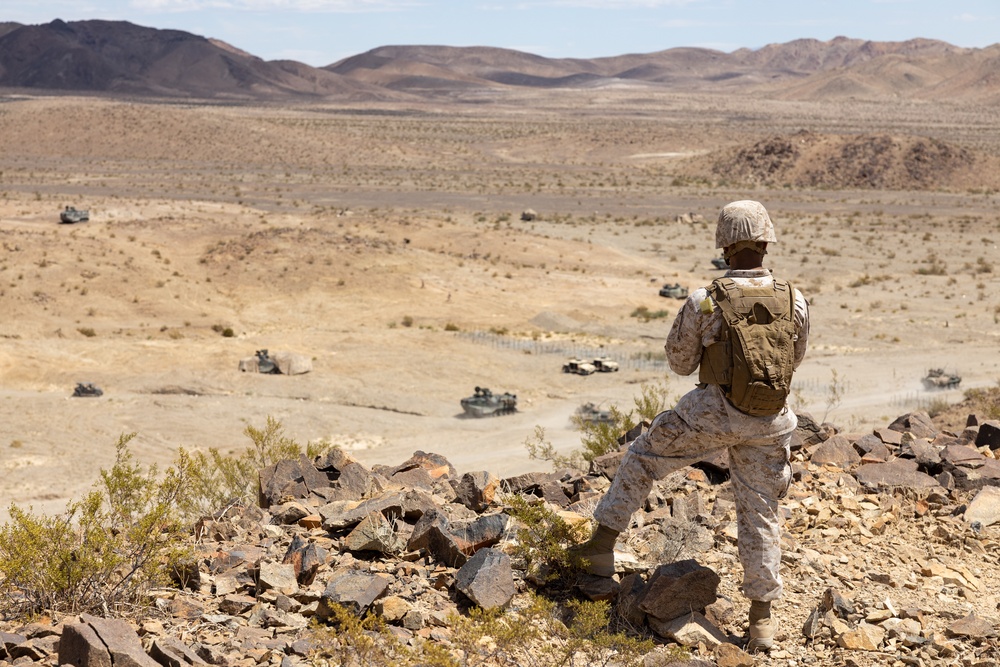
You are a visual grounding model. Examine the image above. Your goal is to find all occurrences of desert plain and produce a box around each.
[0,88,999,522]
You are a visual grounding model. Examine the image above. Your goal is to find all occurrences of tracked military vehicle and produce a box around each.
[922,368,961,390]
[658,283,689,299]
[72,382,103,397]
[576,402,614,425]
[60,206,90,223]
[711,257,728,269]
[255,349,280,374]
[461,386,517,417]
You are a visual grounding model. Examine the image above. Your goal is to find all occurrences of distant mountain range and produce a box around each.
[2,19,999,102]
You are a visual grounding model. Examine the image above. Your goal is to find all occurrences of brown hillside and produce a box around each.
[0,19,397,101]
[688,130,999,191]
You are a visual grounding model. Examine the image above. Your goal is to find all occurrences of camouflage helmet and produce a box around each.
[715,200,777,249]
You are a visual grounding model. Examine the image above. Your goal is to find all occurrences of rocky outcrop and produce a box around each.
[3,408,1000,666]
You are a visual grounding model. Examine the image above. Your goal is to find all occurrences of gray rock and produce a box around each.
[456,548,515,610]
[316,571,391,618]
[854,459,940,490]
[964,486,1000,528]
[454,471,500,513]
[648,611,727,647]
[257,561,298,595]
[149,637,209,666]
[809,435,862,468]
[947,612,996,639]
[638,559,720,622]
[975,421,1000,450]
[887,411,938,439]
[59,613,161,667]
[343,512,405,555]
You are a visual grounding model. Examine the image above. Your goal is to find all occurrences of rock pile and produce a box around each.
[2,411,1000,666]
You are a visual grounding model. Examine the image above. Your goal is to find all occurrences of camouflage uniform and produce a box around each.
[593,267,809,602]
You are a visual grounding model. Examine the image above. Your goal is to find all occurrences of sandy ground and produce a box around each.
[1,93,998,521]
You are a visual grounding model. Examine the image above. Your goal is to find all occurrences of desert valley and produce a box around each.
[0,19,999,665]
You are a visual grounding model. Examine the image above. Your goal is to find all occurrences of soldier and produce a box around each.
[571,200,809,652]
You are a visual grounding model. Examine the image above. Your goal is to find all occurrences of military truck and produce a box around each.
[563,358,597,375]
[658,283,689,299]
[72,382,103,397]
[592,357,619,372]
[922,368,961,390]
[461,386,517,417]
[60,206,90,223]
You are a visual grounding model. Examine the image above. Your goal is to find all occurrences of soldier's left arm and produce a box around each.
[793,288,810,369]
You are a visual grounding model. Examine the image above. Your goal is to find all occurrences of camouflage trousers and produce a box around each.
[592,409,792,602]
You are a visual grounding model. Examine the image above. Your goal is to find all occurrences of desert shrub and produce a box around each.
[448,593,656,667]
[526,381,671,469]
[0,434,191,617]
[77,327,97,338]
[504,494,591,583]
[306,604,431,667]
[629,306,671,322]
[177,416,325,520]
[444,322,460,332]
[923,397,952,419]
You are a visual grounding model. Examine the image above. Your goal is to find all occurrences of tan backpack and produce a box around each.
[698,277,796,416]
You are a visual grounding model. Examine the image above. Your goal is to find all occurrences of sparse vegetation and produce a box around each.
[0,434,190,617]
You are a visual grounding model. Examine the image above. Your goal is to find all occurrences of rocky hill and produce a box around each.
[0,19,399,101]
[680,129,1000,191]
[3,398,1000,666]
[2,20,1000,103]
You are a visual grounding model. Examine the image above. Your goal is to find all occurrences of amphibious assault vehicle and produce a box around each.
[461,386,517,417]
[60,206,90,223]
[72,382,103,397]
[922,368,961,390]
[576,402,614,425]
[658,283,689,299]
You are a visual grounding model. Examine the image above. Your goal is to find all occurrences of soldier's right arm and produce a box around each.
[665,295,706,376]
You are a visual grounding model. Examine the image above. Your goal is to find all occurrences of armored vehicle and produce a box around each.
[576,402,614,425]
[461,386,517,417]
[592,357,619,372]
[711,257,728,269]
[922,368,961,390]
[60,206,90,223]
[658,283,689,299]
[255,349,280,374]
[563,358,597,375]
[73,382,103,397]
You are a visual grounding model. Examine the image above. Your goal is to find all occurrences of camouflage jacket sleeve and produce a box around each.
[665,289,715,376]
[793,288,809,369]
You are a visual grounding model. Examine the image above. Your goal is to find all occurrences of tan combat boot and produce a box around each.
[568,524,619,577]
[747,600,775,652]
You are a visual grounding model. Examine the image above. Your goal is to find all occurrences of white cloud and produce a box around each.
[478,0,698,8]
[955,13,984,23]
[548,0,698,6]
[130,0,419,11]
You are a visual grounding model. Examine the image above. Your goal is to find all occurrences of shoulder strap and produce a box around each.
[710,278,744,326]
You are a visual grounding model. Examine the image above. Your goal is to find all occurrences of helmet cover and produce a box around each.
[715,200,777,249]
